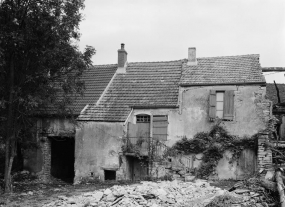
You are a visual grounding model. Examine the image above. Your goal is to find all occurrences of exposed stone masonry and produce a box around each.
[257,132,273,171]
[38,137,51,183]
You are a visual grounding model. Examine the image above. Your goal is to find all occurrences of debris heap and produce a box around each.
[42,179,265,207]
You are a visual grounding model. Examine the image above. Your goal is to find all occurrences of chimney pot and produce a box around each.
[121,43,125,49]
[187,47,197,65]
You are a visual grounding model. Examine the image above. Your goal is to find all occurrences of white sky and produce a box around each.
[78,0,285,83]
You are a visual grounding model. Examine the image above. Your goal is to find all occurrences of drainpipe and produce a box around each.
[123,108,133,126]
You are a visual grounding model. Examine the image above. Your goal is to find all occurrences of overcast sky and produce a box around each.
[78,0,285,83]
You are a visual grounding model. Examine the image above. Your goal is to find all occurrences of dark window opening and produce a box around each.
[104,170,116,180]
[136,115,150,123]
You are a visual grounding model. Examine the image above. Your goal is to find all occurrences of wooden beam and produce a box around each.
[262,67,285,72]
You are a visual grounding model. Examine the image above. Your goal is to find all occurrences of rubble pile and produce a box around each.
[42,179,267,207]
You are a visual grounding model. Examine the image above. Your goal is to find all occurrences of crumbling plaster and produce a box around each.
[74,122,125,183]
[127,85,269,146]
[40,118,75,136]
[179,85,269,138]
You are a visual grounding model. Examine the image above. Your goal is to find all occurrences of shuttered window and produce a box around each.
[223,90,234,120]
[152,115,168,141]
[209,90,234,121]
[209,90,216,120]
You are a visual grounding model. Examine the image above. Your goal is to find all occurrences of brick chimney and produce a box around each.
[118,43,127,68]
[187,47,197,66]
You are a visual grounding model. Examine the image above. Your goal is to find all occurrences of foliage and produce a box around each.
[0,0,95,192]
[121,138,145,159]
[165,123,258,178]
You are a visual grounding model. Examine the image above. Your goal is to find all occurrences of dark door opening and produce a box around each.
[50,137,75,183]
[126,156,149,181]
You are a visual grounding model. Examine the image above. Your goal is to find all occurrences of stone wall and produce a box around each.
[38,136,51,183]
[74,121,125,183]
[257,132,273,171]
[24,118,75,183]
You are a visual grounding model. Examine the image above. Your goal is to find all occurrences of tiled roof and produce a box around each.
[78,60,183,121]
[43,64,117,115]
[180,54,265,85]
[266,83,285,104]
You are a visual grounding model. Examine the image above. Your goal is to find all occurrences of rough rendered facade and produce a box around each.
[74,45,271,182]
[27,44,273,183]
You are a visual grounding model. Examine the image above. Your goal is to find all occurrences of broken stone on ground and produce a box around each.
[42,179,266,207]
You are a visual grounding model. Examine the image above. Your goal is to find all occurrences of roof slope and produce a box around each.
[78,60,183,121]
[180,54,265,85]
[72,64,117,114]
[44,64,117,115]
[266,83,285,104]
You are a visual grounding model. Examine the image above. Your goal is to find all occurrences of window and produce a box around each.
[130,114,168,141]
[136,115,150,123]
[209,90,234,121]
[216,92,224,119]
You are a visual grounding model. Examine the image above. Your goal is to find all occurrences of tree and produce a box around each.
[0,0,95,193]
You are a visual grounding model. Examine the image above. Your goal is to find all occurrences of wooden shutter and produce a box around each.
[223,90,234,121]
[153,115,168,141]
[209,90,216,120]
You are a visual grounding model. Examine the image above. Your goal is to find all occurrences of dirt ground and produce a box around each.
[0,180,134,207]
[0,180,236,207]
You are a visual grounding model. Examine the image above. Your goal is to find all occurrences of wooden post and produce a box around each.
[276,170,285,207]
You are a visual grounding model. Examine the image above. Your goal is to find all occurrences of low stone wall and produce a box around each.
[150,148,257,181]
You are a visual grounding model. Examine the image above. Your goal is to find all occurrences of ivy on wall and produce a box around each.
[164,122,258,178]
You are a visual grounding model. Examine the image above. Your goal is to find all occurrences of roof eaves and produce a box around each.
[77,119,125,122]
[130,105,179,109]
[180,81,266,87]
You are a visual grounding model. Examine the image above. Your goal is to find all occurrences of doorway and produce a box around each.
[49,137,75,183]
[126,156,149,181]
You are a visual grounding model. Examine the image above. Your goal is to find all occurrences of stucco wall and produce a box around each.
[128,85,269,146]
[41,118,75,136]
[74,122,125,183]
[180,85,269,138]
[124,85,269,180]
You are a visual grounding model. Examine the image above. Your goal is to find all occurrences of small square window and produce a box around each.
[104,170,116,180]
[136,115,150,123]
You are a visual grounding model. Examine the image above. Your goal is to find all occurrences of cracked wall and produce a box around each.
[179,85,270,138]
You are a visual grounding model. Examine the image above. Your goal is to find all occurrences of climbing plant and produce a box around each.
[164,122,258,178]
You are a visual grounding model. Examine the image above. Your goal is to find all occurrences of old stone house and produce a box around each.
[26,44,277,183]
[72,44,271,183]
[25,64,117,182]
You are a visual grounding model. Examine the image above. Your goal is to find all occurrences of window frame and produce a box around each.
[209,90,234,121]
[215,91,224,119]
[136,114,150,123]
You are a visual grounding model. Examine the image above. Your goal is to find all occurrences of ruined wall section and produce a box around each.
[24,118,76,182]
